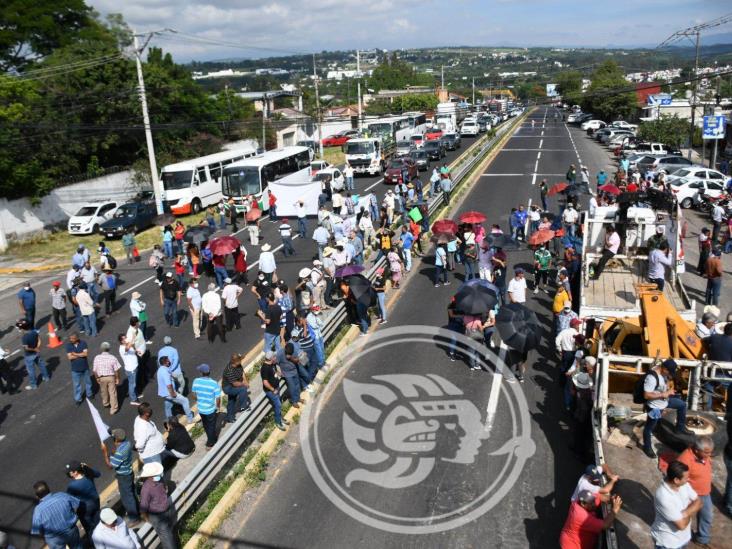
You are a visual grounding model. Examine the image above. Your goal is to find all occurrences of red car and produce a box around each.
[321,130,359,147]
[424,127,443,141]
[384,158,418,185]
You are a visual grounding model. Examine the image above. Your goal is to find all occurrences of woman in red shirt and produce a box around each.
[233,246,248,285]
[173,221,186,254]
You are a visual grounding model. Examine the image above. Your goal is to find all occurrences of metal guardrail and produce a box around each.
[136,113,526,547]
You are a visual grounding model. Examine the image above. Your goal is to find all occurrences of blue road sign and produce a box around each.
[703,115,726,140]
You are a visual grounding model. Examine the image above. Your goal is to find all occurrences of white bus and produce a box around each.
[403,111,429,135]
[366,116,412,143]
[221,146,312,212]
[160,148,257,215]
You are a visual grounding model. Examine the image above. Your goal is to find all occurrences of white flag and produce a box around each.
[86,399,111,442]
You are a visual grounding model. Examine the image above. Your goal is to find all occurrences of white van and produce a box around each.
[67,201,118,234]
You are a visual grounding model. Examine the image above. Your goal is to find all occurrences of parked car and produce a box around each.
[321,130,359,147]
[610,120,638,132]
[594,128,614,142]
[600,129,634,144]
[384,157,418,185]
[670,178,726,209]
[67,201,118,235]
[100,201,156,238]
[652,155,693,174]
[310,160,331,176]
[441,132,462,151]
[396,140,414,157]
[460,120,479,136]
[424,139,446,160]
[424,127,443,141]
[580,119,606,131]
[313,167,345,191]
[410,149,431,171]
[410,134,425,148]
[632,154,665,172]
[666,167,728,186]
[567,112,583,123]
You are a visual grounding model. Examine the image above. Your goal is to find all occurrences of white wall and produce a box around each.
[0,170,145,244]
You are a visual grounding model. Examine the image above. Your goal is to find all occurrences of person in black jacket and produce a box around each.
[162,416,194,471]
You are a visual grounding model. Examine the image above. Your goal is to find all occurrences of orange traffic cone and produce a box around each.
[47,322,63,348]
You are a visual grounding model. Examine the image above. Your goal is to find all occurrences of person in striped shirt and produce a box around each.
[101,429,140,526]
[30,482,82,549]
[191,364,222,448]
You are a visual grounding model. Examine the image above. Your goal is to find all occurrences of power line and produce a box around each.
[152,29,311,57]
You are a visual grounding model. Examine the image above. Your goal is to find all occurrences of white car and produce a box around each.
[670,177,726,209]
[310,160,332,176]
[67,201,118,235]
[460,121,479,136]
[313,167,345,191]
[567,112,582,123]
[611,120,638,132]
[580,119,606,131]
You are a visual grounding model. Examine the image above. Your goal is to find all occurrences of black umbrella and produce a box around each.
[495,303,541,353]
[184,225,215,245]
[453,283,498,315]
[344,274,375,306]
[153,213,176,227]
[486,234,520,250]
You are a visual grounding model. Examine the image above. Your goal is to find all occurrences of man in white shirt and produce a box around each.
[477,241,494,281]
[118,334,141,404]
[201,282,225,343]
[507,268,527,303]
[186,278,202,339]
[712,203,725,242]
[133,402,165,463]
[650,461,701,549]
[294,200,308,238]
[92,508,140,549]
[312,223,331,261]
[344,163,355,191]
[556,318,582,375]
[383,190,396,225]
[562,204,579,237]
[258,243,277,284]
[75,284,97,337]
[588,195,599,218]
[221,277,243,331]
[571,464,619,503]
[591,225,620,280]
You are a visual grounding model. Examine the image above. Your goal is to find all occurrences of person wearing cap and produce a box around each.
[697,227,712,274]
[507,268,527,304]
[101,429,141,524]
[72,245,89,269]
[555,300,579,335]
[66,264,82,291]
[643,359,692,458]
[138,462,177,549]
[647,225,670,252]
[258,243,277,284]
[30,481,82,549]
[157,355,194,423]
[65,460,101,534]
[126,316,150,386]
[19,319,50,390]
[571,464,619,504]
[559,488,621,549]
[278,218,296,256]
[261,350,288,431]
[648,242,673,291]
[65,332,93,405]
[650,460,702,549]
[191,364,222,447]
[222,353,251,424]
[92,508,140,549]
[556,318,583,382]
[49,281,68,331]
[221,277,243,331]
[186,277,203,339]
[129,292,147,338]
[306,304,326,368]
[16,279,36,327]
[201,283,225,343]
[571,369,596,458]
[159,272,181,328]
[74,282,97,337]
[93,342,121,414]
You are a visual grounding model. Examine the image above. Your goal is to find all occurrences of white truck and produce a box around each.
[344,136,396,176]
[435,102,469,133]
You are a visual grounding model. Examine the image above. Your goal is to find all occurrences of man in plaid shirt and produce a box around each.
[93,342,122,414]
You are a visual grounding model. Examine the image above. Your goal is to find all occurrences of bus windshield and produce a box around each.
[161,170,193,190]
[346,142,375,155]
[223,168,261,196]
[368,123,391,135]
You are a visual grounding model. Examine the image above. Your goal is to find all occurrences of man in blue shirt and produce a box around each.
[191,363,222,448]
[71,245,89,269]
[400,225,414,272]
[65,460,101,534]
[101,429,140,525]
[156,356,194,422]
[31,481,82,549]
[17,282,36,327]
[18,319,49,390]
[157,336,184,393]
[65,333,92,404]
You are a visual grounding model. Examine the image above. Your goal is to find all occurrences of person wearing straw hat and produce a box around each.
[258,243,277,285]
[92,508,140,549]
[139,462,177,549]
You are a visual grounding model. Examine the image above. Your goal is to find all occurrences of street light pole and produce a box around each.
[688,30,700,161]
[472,77,475,106]
[356,50,362,132]
[313,54,323,158]
[133,32,163,215]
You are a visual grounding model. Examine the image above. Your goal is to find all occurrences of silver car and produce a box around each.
[652,155,693,174]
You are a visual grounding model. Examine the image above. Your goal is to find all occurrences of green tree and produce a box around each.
[582,61,636,121]
[555,70,582,104]
[637,115,689,148]
[367,55,433,92]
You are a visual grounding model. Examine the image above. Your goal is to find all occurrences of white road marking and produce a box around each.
[539,139,543,148]
[481,173,567,177]
[484,342,508,435]
[564,123,583,165]
[364,178,385,192]
[501,149,572,152]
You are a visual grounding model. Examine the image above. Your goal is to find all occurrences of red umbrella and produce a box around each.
[528,229,555,246]
[431,219,459,235]
[599,183,621,196]
[547,182,568,197]
[246,206,262,222]
[457,211,487,224]
[208,235,241,255]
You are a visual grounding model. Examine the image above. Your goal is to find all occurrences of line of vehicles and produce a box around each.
[68,103,526,237]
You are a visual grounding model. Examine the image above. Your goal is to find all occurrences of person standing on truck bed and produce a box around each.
[642,359,693,459]
[648,243,673,291]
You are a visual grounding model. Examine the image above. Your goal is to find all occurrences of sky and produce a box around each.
[87,0,732,62]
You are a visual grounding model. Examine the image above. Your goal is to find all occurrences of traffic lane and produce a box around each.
[237,106,582,547]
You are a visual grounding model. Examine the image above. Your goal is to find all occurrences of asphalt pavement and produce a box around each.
[0,134,482,544]
[219,108,613,548]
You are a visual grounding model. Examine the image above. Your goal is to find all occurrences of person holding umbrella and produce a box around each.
[496,302,542,383]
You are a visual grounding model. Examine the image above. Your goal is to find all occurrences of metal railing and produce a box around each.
[135,113,527,547]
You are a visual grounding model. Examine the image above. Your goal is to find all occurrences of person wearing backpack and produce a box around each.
[639,359,693,458]
[100,268,118,316]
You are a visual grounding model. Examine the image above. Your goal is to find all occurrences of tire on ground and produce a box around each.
[654,410,727,456]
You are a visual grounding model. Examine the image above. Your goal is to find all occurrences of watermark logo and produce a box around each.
[300,325,535,534]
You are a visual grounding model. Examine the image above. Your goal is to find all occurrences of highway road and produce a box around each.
[218,107,617,548]
[0,132,484,544]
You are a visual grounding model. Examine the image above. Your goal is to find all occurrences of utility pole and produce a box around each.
[472,77,475,106]
[133,32,163,215]
[688,31,700,161]
[711,77,722,170]
[357,50,363,132]
[313,54,324,158]
[224,83,233,139]
[261,92,267,152]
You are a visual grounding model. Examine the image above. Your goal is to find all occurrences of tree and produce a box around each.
[367,55,433,93]
[555,70,582,104]
[637,115,689,148]
[582,61,637,121]
[0,0,93,72]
